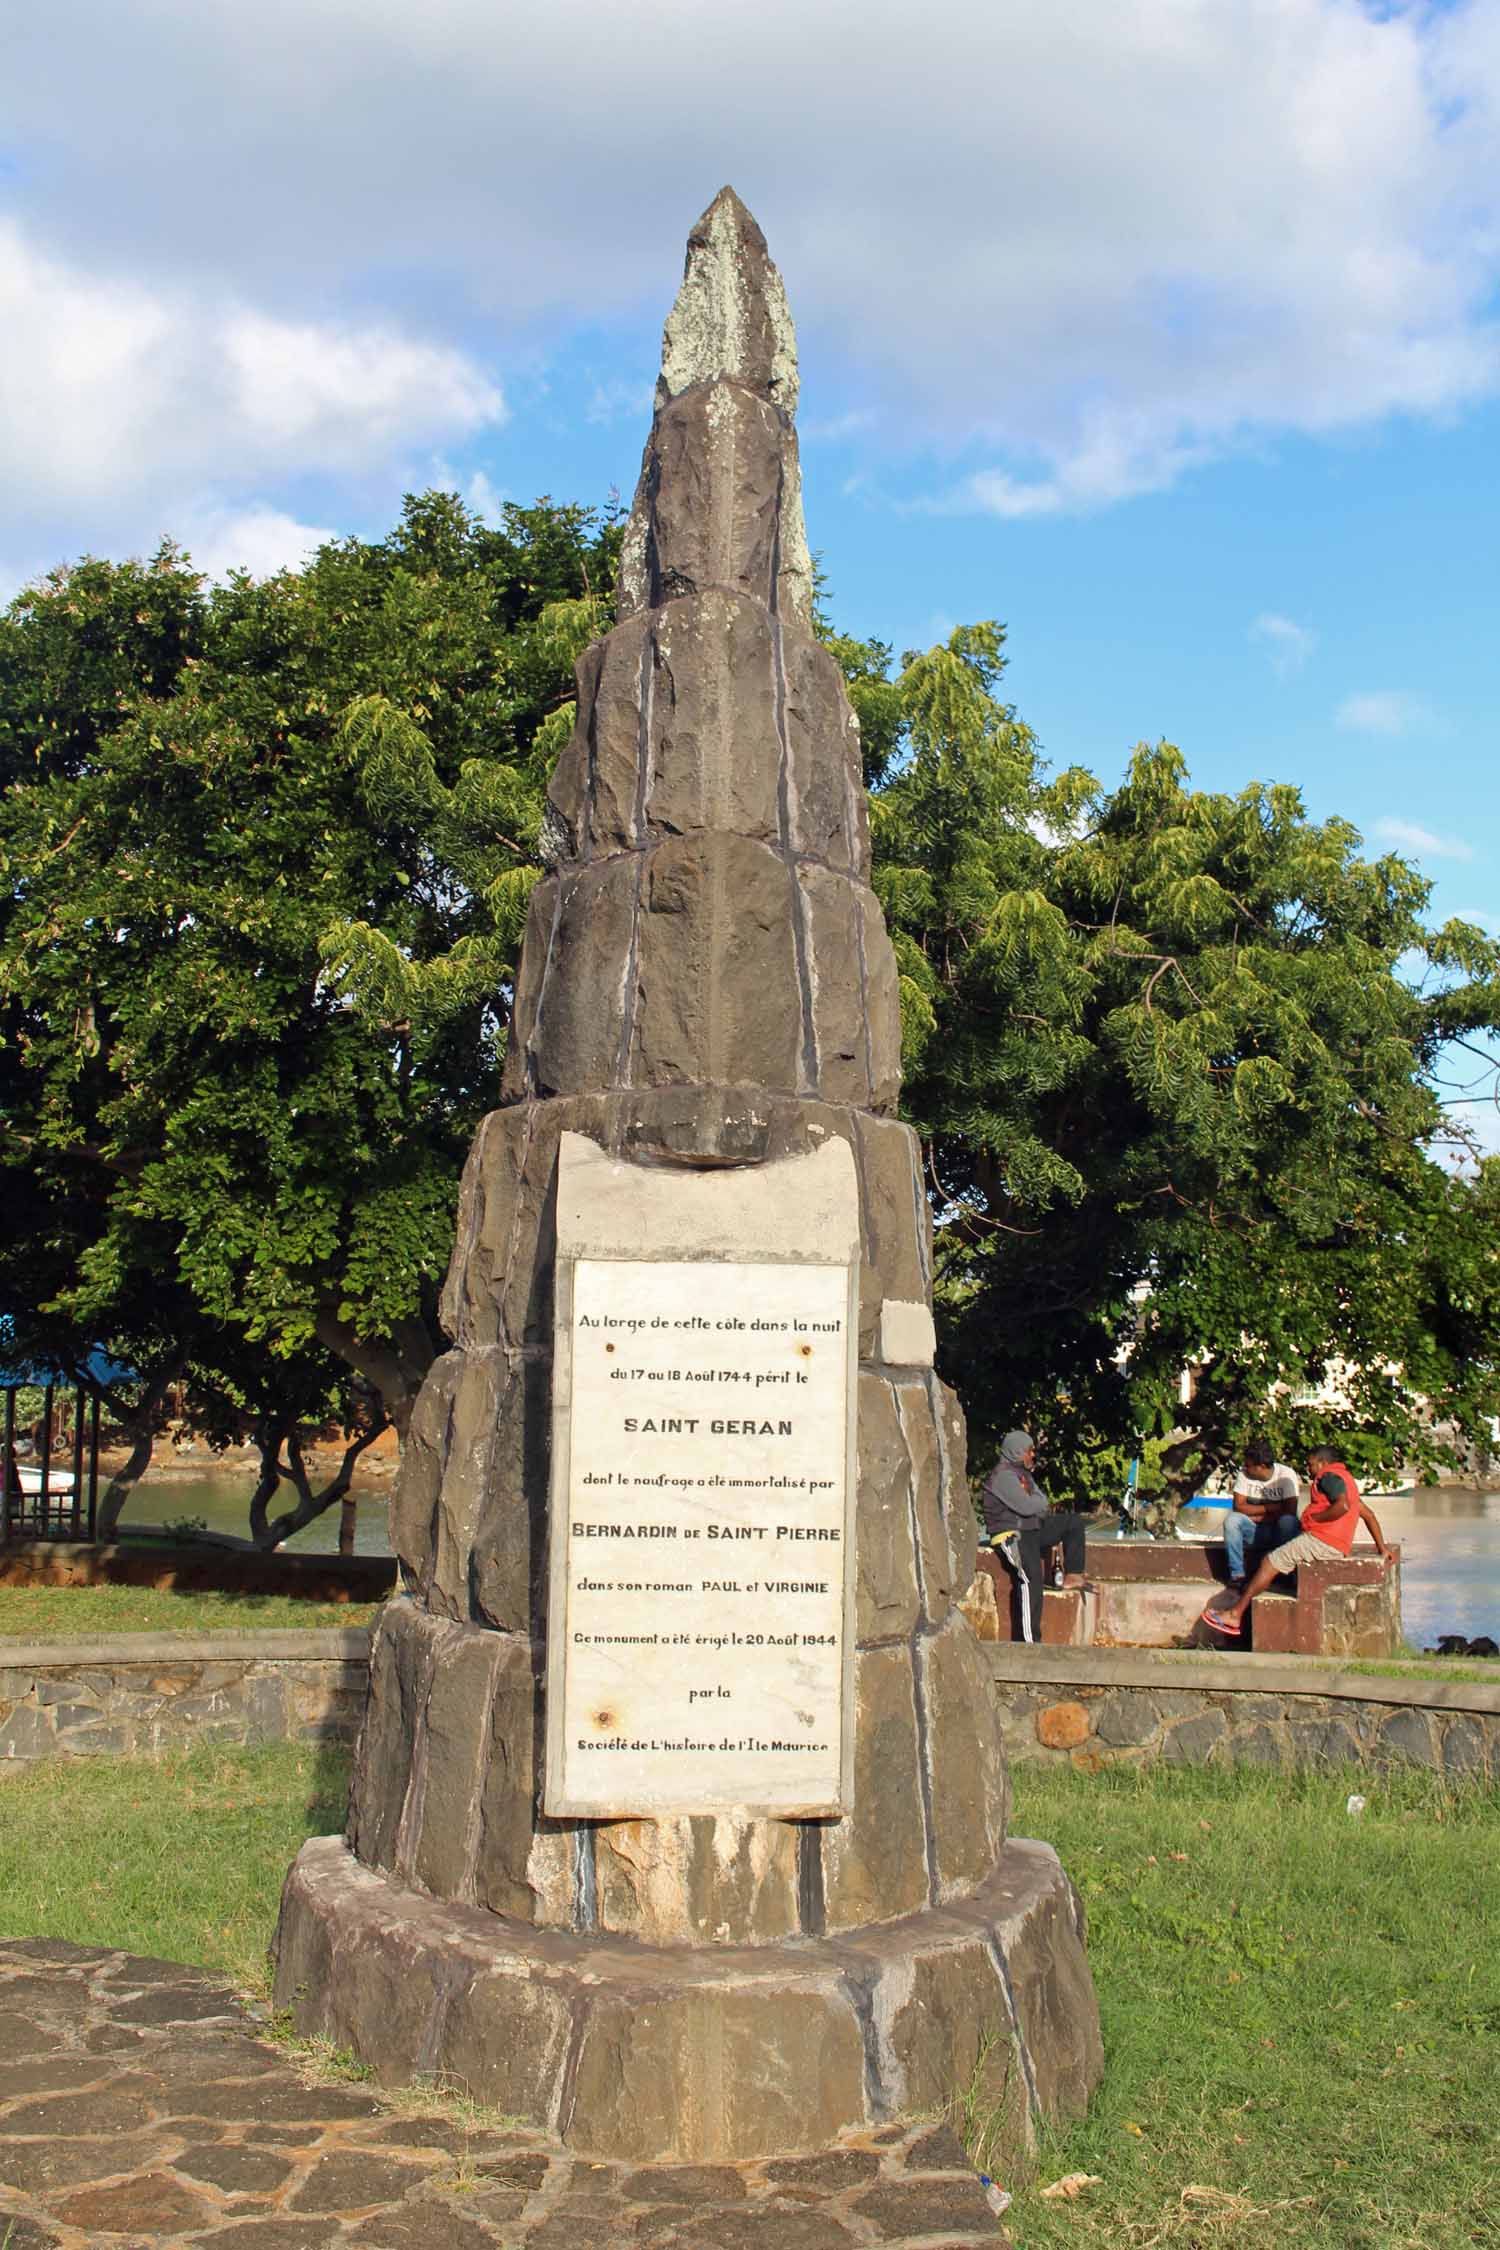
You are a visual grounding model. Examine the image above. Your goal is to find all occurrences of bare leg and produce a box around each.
[1223,1548,1283,1626]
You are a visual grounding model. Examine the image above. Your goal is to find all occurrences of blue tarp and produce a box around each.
[0,1318,134,1391]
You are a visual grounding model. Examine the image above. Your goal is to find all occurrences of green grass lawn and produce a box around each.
[1343,1653,1500,1685]
[1,1743,1495,2245]
[1003,1762,1500,2250]
[0,1742,350,1992]
[0,1582,381,1638]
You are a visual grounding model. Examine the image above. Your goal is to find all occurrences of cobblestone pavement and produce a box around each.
[0,1942,1009,2247]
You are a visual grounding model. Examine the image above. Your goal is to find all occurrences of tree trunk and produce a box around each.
[250,1412,390,1552]
[248,1415,296,1548]
[313,1309,436,1438]
[1160,1433,1203,1495]
[96,1361,183,1539]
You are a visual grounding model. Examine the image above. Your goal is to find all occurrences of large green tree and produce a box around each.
[863,622,1500,1497]
[0,493,618,1537]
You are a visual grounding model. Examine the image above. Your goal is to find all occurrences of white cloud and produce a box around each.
[955,471,1065,522]
[429,461,510,526]
[1469,1105,1500,1162]
[0,216,504,575]
[1452,906,1500,935]
[1374,817,1475,862]
[585,377,656,427]
[1436,1075,1500,1166]
[180,506,338,583]
[1251,612,1317,677]
[0,220,504,505]
[223,311,500,466]
[3,0,1500,548]
[1338,692,1437,737]
[462,470,508,527]
[801,408,879,445]
[952,419,1213,518]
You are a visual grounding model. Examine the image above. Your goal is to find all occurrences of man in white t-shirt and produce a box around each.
[1222,1437,1300,1587]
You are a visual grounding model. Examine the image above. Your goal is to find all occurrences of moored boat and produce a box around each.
[1176,1498,1231,1541]
[9,1464,77,1496]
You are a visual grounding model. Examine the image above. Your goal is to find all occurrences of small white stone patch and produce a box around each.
[879,1300,937,1368]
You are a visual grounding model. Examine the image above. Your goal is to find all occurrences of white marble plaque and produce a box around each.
[544,1138,859,1818]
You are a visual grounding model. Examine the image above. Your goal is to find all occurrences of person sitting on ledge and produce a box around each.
[1203,1444,1387,1637]
[1223,1435,1301,1589]
[982,1430,1093,1645]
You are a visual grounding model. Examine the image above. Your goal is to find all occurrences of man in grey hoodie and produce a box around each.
[981,1431,1092,1643]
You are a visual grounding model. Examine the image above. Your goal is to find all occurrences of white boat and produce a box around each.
[1177,1479,1414,1536]
[10,1465,77,1496]
[1175,1499,1231,1542]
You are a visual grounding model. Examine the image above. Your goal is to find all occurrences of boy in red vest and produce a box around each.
[1202,1445,1387,1638]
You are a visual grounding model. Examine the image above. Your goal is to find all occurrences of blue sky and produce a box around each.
[3,0,1497,1141]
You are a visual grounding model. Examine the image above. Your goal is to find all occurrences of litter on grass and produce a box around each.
[1041,2172,1103,2200]
[978,2173,1012,2216]
[1177,2186,1317,2222]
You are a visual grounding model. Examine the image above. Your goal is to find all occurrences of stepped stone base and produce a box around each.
[274,1832,1100,2165]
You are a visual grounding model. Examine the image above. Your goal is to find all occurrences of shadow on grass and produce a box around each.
[0,1577,385,1637]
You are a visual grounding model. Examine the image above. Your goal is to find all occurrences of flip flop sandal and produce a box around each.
[1200,1604,1242,1635]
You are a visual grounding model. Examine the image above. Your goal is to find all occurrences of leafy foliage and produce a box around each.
[857,621,1500,1494]
[0,494,620,1533]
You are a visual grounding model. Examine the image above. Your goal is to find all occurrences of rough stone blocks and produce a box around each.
[273,1830,1100,2165]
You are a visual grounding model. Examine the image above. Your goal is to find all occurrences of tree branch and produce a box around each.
[312,1309,437,1436]
[249,1397,391,1552]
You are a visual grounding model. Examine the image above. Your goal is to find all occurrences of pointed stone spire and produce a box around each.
[618,186,813,628]
[659,187,800,410]
[512,190,886,1110]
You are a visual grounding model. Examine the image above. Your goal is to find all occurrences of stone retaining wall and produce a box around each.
[4,1631,1497,1782]
[0,1631,370,1762]
[990,1647,1500,1779]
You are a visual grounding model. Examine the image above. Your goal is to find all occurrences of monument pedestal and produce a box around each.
[276,1829,1098,2164]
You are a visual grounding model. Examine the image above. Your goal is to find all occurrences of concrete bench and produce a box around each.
[965,1535,1402,1656]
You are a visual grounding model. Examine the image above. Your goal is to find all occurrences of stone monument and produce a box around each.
[274,189,1102,2165]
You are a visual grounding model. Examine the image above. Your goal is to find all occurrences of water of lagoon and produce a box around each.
[1372,1487,1500,1651]
[123,1472,1500,1651]
[122,1469,395,1559]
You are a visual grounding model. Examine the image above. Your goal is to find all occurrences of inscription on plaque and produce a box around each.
[545,1254,855,1817]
